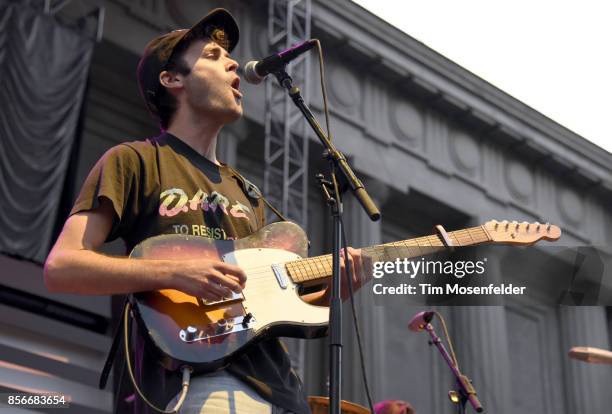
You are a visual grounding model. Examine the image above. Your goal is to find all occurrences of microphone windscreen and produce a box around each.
[408,311,434,332]
[243,61,263,85]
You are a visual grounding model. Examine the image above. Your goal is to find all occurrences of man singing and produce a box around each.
[45,8,365,414]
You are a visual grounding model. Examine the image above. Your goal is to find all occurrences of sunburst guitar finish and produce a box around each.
[130,222,329,373]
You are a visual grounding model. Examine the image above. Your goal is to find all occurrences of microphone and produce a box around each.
[569,346,612,364]
[408,311,435,332]
[244,39,316,84]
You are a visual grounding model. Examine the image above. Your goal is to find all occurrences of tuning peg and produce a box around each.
[514,221,519,230]
[526,222,530,231]
[546,223,551,232]
[504,221,509,230]
[536,222,541,231]
[494,222,499,230]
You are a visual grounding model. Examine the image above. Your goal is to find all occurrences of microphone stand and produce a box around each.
[271,68,380,414]
[424,323,484,413]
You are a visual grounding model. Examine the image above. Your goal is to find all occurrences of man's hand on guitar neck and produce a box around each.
[301,247,373,306]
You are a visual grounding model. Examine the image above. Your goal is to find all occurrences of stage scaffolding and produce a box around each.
[263,0,311,229]
[263,0,312,378]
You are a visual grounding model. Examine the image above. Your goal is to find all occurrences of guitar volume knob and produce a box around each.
[184,325,198,341]
[216,319,228,334]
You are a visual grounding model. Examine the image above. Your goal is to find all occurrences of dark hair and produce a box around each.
[156,27,229,130]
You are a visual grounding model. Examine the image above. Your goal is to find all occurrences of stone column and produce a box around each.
[217,119,248,167]
[448,306,513,414]
[560,306,612,413]
[446,244,514,414]
[341,178,390,406]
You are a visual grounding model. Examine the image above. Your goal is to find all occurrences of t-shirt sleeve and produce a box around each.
[70,144,142,242]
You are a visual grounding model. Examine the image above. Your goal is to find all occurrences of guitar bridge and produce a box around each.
[179,314,256,343]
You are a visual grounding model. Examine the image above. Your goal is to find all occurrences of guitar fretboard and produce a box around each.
[285,226,491,284]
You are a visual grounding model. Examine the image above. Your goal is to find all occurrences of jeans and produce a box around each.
[165,371,296,414]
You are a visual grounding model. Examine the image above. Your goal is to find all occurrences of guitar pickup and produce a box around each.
[271,264,288,289]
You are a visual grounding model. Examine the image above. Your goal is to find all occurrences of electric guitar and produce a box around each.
[129,220,561,372]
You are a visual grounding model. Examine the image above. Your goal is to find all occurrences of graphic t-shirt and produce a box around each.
[70,133,310,414]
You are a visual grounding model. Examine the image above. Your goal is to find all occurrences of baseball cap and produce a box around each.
[137,8,239,116]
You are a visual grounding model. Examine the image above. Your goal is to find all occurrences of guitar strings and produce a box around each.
[151,230,487,288]
[221,231,485,284]
[222,238,486,292]
[233,230,483,278]
[163,226,530,300]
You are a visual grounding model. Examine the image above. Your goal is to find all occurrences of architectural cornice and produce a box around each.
[312,0,612,193]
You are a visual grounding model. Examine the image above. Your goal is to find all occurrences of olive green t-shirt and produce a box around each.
[70,133,309,414]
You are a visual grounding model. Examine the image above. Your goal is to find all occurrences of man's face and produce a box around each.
[178,39,242,123]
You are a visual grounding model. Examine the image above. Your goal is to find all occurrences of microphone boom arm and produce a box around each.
[272,69,381,221]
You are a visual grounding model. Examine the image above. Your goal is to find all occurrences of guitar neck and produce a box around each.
[285,225,491,285]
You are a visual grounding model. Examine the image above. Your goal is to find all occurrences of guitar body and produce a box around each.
[130,221,329,373]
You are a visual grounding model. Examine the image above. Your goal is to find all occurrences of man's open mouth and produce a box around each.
[231,78,242,98]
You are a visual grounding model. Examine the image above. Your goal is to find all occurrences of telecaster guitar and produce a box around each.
[129,220,561,372]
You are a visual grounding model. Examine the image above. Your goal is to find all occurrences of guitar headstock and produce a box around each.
[484,220,561,245]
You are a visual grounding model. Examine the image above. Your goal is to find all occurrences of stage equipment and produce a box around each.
[408,311,434,332]
[308,396,370,414]
[262,34,380,414]
[410,311,484,413]
[569,346,612,364]
[244,40,316,84]
[263,0,311,228]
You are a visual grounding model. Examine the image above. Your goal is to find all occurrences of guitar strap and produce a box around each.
[99,165,287,390]
[224,164,289,224]
[99,296,127,390]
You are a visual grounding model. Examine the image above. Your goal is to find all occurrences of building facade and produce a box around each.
[1,0,611,413]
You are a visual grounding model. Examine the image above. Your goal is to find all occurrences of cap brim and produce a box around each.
[184,8,239,53]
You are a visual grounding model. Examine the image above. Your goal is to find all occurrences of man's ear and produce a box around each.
[159,70,183,91]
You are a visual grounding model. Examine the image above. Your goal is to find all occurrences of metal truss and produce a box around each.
[264,0,312,379]
[264,0,311,228]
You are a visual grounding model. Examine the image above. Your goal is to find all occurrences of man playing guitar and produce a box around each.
[44,8,366,414]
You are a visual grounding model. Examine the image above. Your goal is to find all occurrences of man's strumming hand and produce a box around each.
[170,259,246,302]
